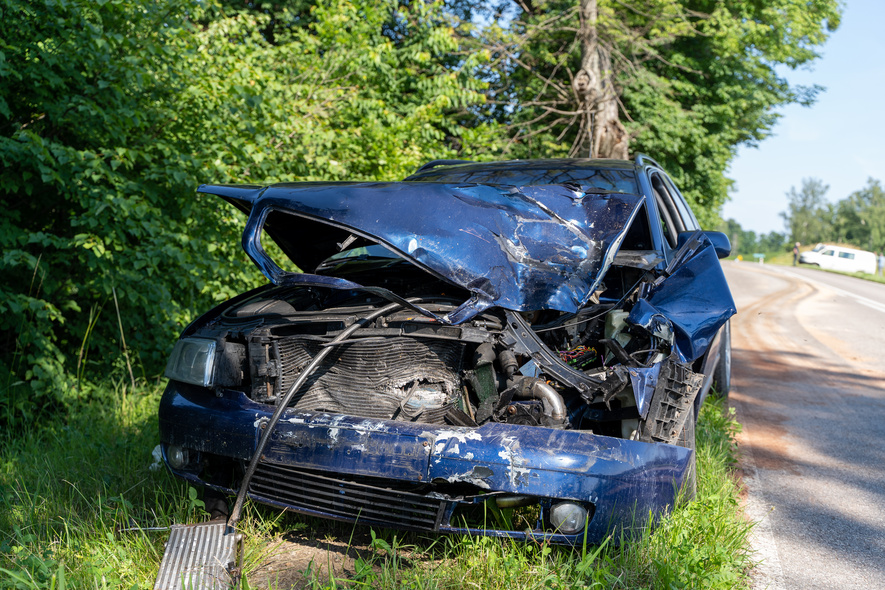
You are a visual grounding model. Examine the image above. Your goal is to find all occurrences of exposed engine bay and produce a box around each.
[192,250,703,445]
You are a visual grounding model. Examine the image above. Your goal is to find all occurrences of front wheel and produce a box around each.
[711,322,731,398]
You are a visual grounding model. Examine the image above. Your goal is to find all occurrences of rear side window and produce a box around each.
[649,174,681,248]
[838,252,855,259]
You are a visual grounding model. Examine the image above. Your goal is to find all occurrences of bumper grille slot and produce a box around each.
[249,463,444,530]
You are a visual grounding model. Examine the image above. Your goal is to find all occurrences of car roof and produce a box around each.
[407,158,637,178]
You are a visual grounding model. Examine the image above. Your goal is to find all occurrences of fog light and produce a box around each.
[167,445,189,469]
[550,502,587,534]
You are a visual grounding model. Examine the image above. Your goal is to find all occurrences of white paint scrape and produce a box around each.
[428,429,483,454]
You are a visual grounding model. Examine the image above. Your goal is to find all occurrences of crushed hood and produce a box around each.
[199,182,644,324]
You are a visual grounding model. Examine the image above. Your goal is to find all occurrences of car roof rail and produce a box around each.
[414,159,474,173]
[634,153,662,170]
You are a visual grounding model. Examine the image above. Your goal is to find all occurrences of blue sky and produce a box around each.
[721,0,885,235]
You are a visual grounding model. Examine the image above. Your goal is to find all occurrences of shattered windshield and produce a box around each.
[407,164,639,194]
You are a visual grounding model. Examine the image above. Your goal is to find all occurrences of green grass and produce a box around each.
[0,381,193,588]
[1,383,752,589]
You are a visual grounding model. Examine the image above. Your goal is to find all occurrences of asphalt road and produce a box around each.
[723,261,885,589]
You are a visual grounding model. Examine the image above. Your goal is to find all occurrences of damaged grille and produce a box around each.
[639,361,704,445]
[260,336,464,423]
[248,463,445,530]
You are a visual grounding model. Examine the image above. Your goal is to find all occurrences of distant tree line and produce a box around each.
[781,178,885,253]
[0,0,841,427]
[718,219,788,258]
[721,177,885,258]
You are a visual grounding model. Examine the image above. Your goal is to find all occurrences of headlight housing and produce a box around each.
[164,337,217,387]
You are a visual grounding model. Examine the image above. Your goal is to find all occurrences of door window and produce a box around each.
[662,176,700,230]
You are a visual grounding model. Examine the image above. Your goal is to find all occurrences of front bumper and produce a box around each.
[159,382,692,544]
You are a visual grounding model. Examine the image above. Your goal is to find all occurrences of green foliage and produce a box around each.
[833,179,885,252]
[0,0,490,426]
[460,0,842,228]
[781,177,834,246]
[720,218,787,257]
[0,0,260,425]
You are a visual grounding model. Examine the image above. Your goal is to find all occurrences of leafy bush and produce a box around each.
[0,0,490,427]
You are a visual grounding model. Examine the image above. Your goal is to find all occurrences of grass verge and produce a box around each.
[0,383,751,589]
[790,265,885,284]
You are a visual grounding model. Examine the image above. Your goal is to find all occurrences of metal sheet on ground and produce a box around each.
[155,522,242,590]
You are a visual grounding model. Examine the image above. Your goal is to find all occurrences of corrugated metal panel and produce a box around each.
[154,522,241,590]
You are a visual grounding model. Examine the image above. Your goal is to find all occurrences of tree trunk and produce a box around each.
[572,0,628,159]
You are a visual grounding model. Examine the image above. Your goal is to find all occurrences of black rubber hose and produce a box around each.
[226,300,408,531]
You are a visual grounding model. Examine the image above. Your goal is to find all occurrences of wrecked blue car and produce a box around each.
[159,155,735,544]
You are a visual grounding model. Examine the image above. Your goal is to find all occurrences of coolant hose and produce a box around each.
[513,376,567,423]
[226,300,409,531]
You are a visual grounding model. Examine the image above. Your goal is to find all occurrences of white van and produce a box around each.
[799,243,877,274]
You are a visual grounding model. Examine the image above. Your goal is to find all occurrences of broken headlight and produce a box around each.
[165,337,217,387]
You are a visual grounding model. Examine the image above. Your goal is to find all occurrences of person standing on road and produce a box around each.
[793,242,800,266]
[878,251,885,276]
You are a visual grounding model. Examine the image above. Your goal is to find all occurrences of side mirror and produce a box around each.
[676,230,731,259]
[703,231,731,258]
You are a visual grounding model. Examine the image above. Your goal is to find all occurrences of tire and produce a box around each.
[711,321,731,398]
[676,403,697,500]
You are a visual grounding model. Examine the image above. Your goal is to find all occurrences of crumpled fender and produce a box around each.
[628,238,736,363]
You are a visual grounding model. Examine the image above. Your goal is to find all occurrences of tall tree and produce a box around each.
[833,179,885,251]
[461,0,841,226]
[781,178,833,245]
[572,0,628,159]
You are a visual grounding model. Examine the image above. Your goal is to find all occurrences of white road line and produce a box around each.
[773,267,885,315]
